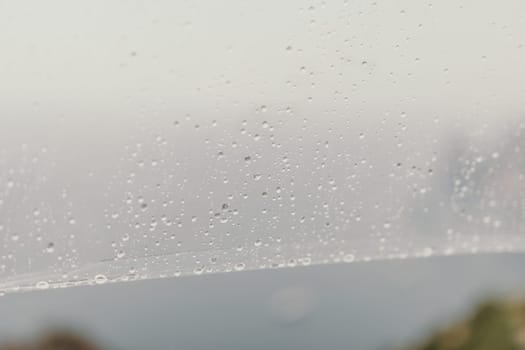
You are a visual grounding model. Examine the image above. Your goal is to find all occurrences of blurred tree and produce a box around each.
[408,300,525,350]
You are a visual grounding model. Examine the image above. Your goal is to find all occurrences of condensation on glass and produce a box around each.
[1,0,525,293]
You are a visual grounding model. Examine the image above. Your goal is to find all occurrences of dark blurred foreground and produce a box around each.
[0,331,100,350]
[3,300,525,350]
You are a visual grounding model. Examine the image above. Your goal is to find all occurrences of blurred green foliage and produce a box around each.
[408,300,525,350]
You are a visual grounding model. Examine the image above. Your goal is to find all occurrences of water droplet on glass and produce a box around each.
[46,242,55,253]
[94,274,108,285]
[36,281,49,290]
[343,254,355,263]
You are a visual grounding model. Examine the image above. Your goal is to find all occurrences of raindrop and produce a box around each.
[343,254,355,263]
[94,274,108,285]
[46,242,55,253]
[234,263,246,271]
[36,281,49,290]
